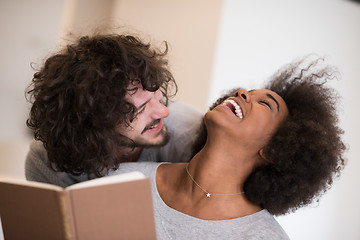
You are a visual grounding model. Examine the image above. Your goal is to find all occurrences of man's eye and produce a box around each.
[137,107,146,115]
[130,107,146,123]
[259,100,272,110]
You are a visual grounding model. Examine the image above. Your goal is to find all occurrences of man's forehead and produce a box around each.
[126,85,154,107]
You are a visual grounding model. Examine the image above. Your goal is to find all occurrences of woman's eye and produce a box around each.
[259,100,272,110]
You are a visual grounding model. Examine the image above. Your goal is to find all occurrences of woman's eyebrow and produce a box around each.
[266,93,280,111]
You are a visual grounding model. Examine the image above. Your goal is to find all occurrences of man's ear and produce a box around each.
[258,148,275,164]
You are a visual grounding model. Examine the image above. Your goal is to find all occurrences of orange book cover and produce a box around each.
[0,172,156,240]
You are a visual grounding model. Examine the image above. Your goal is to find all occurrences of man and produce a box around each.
[25,34,202,187]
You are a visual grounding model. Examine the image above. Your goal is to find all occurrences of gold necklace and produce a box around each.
[185,164,245,198]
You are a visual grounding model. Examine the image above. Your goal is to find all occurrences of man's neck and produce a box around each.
[125,147,143,162]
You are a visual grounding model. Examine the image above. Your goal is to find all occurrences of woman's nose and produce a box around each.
[235,89,251,103]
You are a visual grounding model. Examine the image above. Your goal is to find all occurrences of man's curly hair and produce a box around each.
[191,56,346,216]
[26,34,177,177]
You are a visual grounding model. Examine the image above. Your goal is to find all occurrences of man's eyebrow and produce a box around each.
[266,93,280,111]
[137,99,151,111]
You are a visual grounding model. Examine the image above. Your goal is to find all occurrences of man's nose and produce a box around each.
[153,101,169,119]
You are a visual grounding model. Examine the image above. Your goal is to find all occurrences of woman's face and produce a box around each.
[205,88,288,154]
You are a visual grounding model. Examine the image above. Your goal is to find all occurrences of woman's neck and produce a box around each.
[156,146,262,220]
[188,144,256,191]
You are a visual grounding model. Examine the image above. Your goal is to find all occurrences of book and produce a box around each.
[0,172,156,240]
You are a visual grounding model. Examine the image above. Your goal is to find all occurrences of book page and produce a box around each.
[65,171,145,190]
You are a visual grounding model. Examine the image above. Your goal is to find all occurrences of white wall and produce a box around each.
[0,0,65,178]
[0,1,66,238]
[209,0,360,239]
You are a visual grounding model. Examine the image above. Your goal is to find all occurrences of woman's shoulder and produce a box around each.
[242,210,290,239]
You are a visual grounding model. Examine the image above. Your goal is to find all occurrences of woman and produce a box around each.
[111,57,346,239]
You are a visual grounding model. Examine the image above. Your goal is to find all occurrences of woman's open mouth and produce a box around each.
[222,99,243,119]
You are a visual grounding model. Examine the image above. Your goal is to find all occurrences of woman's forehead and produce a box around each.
[249,88,288,113]
[249,88,281,98]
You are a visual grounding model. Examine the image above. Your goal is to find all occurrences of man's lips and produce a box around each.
[142,119,163,134]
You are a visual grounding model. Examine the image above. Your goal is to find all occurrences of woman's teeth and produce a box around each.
[223,99,243,119]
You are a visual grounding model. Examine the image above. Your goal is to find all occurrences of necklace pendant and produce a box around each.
[206,193,211,198]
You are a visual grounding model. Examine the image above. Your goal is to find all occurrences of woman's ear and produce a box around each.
[258,148,275,164]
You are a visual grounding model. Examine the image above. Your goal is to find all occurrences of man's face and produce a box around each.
[119,82,170,148]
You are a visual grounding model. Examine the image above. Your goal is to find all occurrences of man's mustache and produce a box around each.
[142,119,161,133]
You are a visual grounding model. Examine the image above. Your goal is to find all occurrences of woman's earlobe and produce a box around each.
[259,149,275,164]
